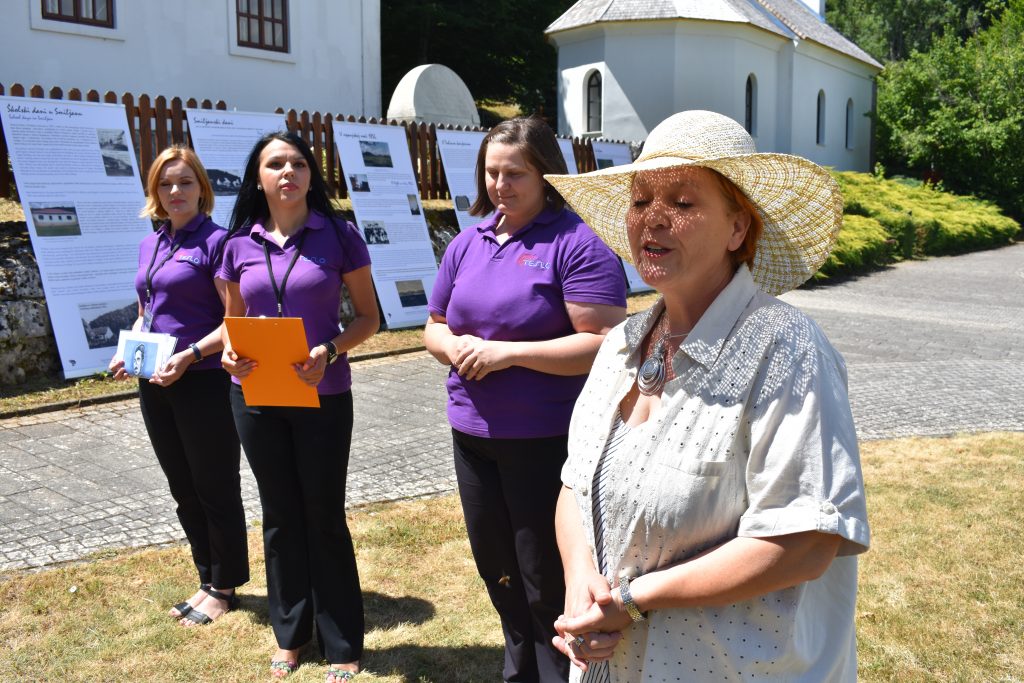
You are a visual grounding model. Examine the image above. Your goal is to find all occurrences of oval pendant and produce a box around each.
[637,354,666,396]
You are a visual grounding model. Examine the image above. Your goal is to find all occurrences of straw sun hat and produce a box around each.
[544,110,843,295]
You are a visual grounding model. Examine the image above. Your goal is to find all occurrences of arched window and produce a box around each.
[816,90,826,145]
[744,74,758,136]
[845,98,854,149]
[586,71,602,133]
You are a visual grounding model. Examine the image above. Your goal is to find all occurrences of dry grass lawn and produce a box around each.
[2,433,1021,681]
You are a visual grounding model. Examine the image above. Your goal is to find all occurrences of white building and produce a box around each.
[546,0,882,171]
[30,207,77,227]
[0,1,381,117]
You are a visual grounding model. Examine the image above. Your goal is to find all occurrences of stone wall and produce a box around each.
[0,209,459,387]
[0,221,58,385]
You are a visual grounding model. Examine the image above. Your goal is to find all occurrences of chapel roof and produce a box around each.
[545,0,882,69]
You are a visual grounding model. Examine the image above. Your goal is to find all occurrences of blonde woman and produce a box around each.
[110,146,247,627]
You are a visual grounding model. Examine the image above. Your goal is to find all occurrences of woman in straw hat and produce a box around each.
[544,110,870,682]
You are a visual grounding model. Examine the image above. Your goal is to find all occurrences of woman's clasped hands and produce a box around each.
[445,334,515,381]
[553,568,627,671]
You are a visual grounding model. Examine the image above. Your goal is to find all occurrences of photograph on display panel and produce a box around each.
[97,128,134,177]
[29,202,81,237]
[407,194,421,215]
[349,174,370,192]
[362,221,390,245]
[395,279,428,308]
[78,300,137,350]
[208,169,243,195]
[359,140,394,168]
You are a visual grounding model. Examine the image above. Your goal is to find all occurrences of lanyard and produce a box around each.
[262,229,307,317]
[145,225,190,302]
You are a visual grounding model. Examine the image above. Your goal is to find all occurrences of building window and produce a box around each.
[845,98,854,149]
[237,0,288,53]
[744,74,758,136]
[42,0,114,28]
[586,71,602,133]
[816,90,826,145]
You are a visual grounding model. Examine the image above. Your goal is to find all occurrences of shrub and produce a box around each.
[819,214,894,278]
[831,170,1018,262]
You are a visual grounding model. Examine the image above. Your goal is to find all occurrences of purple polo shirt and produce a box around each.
[134,213,227,371]
[217,210,371,396]
[429,207,626,438]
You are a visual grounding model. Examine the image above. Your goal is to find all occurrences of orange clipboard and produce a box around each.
[224,317,320,408]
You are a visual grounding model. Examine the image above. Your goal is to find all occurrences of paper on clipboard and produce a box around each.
[224,317,320,408]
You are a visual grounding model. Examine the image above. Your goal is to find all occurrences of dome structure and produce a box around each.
[386,64,480,127]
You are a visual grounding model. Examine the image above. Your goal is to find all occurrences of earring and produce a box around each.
[257,185,263,191]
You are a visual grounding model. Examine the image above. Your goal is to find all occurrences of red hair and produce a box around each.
[709,169,763,268]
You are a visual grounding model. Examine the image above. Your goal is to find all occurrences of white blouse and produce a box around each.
[563,265,870,683]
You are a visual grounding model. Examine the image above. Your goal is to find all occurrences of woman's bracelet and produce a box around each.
[619,575,646,622]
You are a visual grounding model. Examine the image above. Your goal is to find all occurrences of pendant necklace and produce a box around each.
[637,315,690,396]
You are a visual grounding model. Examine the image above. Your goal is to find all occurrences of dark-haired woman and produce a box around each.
[109,145,248,627]
[423,117,628,682]
[218,131,379,682]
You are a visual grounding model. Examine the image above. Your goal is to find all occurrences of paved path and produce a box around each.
[2,243,1022,572]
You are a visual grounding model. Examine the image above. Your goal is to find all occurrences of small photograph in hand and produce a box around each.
[115,330,177,379]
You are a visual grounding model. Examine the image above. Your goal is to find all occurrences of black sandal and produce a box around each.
[170,583,210,619]
[181,586,239,625]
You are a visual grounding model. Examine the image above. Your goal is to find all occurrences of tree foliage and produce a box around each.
[875,0,1024,218]
[380,0,577,118]
[826,0,1007,61]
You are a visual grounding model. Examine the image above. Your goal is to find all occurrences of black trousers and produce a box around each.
[231,385,363,664]
[137,369,249,588]
[453,429,570,683]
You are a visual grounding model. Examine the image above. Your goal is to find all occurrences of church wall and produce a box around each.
[787,41,877,171]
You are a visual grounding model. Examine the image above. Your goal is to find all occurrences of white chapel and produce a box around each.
[546,0,882,171]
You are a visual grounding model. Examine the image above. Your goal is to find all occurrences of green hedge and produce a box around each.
[818,213,893,277]
[817,171,1020,281]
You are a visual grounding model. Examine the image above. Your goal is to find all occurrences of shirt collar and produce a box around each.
[621,264,758,369]
[476,206,561,240]
[248,209,329,243]
[160,212,207,237]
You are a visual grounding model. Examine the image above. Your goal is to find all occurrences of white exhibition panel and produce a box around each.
[557,138,578,175]
[1,96,152,378]
[184,110,286,229]
[590,140,632,171]
[590,140,652,293]
[332,120,438,330]
[434,128,487,232]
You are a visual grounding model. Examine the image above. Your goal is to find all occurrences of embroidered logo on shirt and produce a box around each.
[178,254,201,265]
[516,253,551,270]
[300,255,327,264]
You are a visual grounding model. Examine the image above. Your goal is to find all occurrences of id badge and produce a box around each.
[141,300,154,333]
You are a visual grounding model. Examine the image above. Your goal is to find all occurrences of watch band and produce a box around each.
[321,340,338,365]
[189,343,202,362]
[619,575,646,622]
